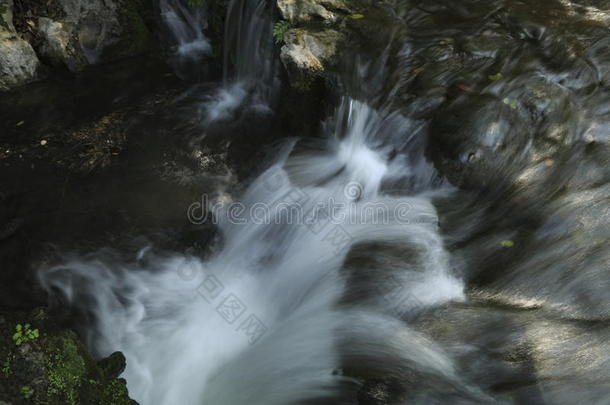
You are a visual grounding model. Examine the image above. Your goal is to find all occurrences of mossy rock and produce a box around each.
[101,0,155,61]
[0,308,138,405]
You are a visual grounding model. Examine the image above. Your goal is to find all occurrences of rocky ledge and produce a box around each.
[275,0,374,89]
[0,0,153,91]
[0,308,138,405]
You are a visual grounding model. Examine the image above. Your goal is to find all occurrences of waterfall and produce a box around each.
[40,92,469,403]
[37,1,474,403]
[222,0,278,103]
[160,0,211,75]
[202,0,279,123]
[158,0,278,122]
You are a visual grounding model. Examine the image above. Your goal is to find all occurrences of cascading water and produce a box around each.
[222,0,278,104]
[202,0,279,123]
[40,89,471,403]
[1,0,607,404]
[160,0,211,75]
[159,0,278,123]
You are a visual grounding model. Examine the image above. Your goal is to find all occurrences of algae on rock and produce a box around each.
[0,308,138,405]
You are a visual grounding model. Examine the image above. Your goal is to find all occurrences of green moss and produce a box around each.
[103,0,153,61]
[0,309,139,405]
[1,354,11,377]
[21,385,34,400]
[46,336,86,405]
[100,379,135,405]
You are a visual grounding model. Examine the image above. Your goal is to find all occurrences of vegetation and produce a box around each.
[0,309,138,405]
[12,323,40,346]
[273,20,291,44]
[21,385,34,400]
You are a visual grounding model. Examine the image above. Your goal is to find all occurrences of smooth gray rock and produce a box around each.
[0,0,41,91]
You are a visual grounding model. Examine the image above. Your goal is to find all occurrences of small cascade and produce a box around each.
[201,0,279,123]
[41,94,466,404]
[160,0,211,76]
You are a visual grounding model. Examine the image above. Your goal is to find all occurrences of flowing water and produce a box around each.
[161,0,212,75]
[30,0,610,404]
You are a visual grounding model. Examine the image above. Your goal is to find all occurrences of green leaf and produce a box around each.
[501,240,515,248]
[488,73,503,81]
[273,21,291,44]
[349,14,365,19]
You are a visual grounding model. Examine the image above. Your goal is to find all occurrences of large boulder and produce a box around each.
[0,0,41,91]
[0,0,153,91]
[275,0,360,89]
[31,0,153,71]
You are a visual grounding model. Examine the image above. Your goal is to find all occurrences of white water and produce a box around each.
[40,96,468,404]
[160,0,211,79]
[159,0,277,123]
[202,0,278,123]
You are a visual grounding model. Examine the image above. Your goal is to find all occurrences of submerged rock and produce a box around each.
[0,308,138,405]
[415,300,610,404]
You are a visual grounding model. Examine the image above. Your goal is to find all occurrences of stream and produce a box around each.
[2,0,610,404]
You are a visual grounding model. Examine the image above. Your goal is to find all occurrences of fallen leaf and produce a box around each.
[501,240,514,248]
[544,158,554,166]
[458,84,474,92]
[16,121,25,127]
[488,73,503,81]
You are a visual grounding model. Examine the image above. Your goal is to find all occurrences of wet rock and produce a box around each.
[0,33,41,91]
[277,0,350,23]
[36,17,74,68]
[430,95,533,188]
[97,351,126,378]
[462,34,510,60]
[1,0,153,90]
[0,0,41,91]
[0,308,139,405]
[280,28,342,88]
[31,0,152,71]
[415,301,610,403]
